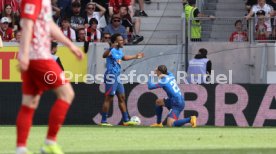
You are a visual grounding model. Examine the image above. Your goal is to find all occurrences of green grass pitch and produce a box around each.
[1,126,276,154]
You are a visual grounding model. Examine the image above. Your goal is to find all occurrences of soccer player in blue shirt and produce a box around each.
[148,65,197,127]
[100,33,144,126]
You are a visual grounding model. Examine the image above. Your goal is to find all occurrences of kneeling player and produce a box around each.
[147,65,196,127]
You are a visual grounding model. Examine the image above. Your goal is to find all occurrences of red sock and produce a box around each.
[47,99,70,141]
[16,105,35,147]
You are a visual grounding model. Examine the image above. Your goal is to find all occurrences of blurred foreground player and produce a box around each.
[148,65,197,127]
[16,0,83,154]
[100,33,144,126]
[0,35,3,47]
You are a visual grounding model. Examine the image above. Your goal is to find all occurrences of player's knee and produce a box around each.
[167,122,173,127]
[66,89,75,103]
[22,95,40,109]
[57,88,75,103]
[167,119,175,127]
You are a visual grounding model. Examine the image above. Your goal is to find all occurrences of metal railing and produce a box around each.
[184,16,276,43]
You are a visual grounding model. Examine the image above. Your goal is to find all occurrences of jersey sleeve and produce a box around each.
[21,0,42,21]
[147,77,162,90]
[110,48,116,58]
[167,71,174,76]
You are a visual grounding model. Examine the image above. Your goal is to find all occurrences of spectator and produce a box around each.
[0,0,19,14]
[52,0,62,23]
[229,20,248,42]
[57,0,72,17]
[119,5,143,44]
[0,4,20,31]
[245,0,258,12]
[77,28,86,42]
[109,0,134,18]
[267,0,276,32]
[184,0,215,41]
[267,0,276,10]
[245,0,274,36]
[10,30,20,43]
[85,18,101,42]
[102,32,111,42]
[104,14,128,44]
[70,1,85,31]
[132,0,148,17]
[61,17,76,41]
[51,42,64,71]
[83,2,106,30]
[187,48,212,84]
[0,17,13,41]
[80,0,108,15]
[255,10,269,40]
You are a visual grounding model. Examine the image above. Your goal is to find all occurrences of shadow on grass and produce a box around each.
[65,148,276,154]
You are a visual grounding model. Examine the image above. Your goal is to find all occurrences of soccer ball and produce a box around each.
[130,116,141,125]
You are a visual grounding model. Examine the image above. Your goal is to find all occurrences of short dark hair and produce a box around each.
[111,33,122,43]
[89,18,98,25]
[256,10,266,16]
[61,16,70,22]
[51,41,58,50]
[188,0,196,5]
[199,48,208,57]
[72,1,81,7]
[157,65,168,74]
[234,20,242,26]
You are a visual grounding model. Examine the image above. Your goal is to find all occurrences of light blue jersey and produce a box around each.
[104,48,125,96]
[106,48,124,75]
[148,72,183,99]
[148,72,185,120]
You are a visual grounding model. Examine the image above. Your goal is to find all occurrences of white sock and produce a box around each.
[16,147,27,154]
[45,139,56,145]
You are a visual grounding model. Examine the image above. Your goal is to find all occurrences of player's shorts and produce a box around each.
[22,59,68,95]
[164,97,185,120]
[104,73,125,96]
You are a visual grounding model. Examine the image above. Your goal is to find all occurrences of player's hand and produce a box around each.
[70,45,83,60]
[18,55,30,72]
[136,52,144,59]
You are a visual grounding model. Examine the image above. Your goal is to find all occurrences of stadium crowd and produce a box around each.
[0,0,152,44]
[231,0,276,41]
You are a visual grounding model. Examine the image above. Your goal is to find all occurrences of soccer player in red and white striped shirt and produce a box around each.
[16,0,83,154]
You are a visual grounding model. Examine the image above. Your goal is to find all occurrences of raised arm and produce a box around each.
[95,2,106,17]
[103,49,111,58]
[122,52,144,61]
[147,77,162,90]
[49,21,83,60]
[245,9,254,20]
